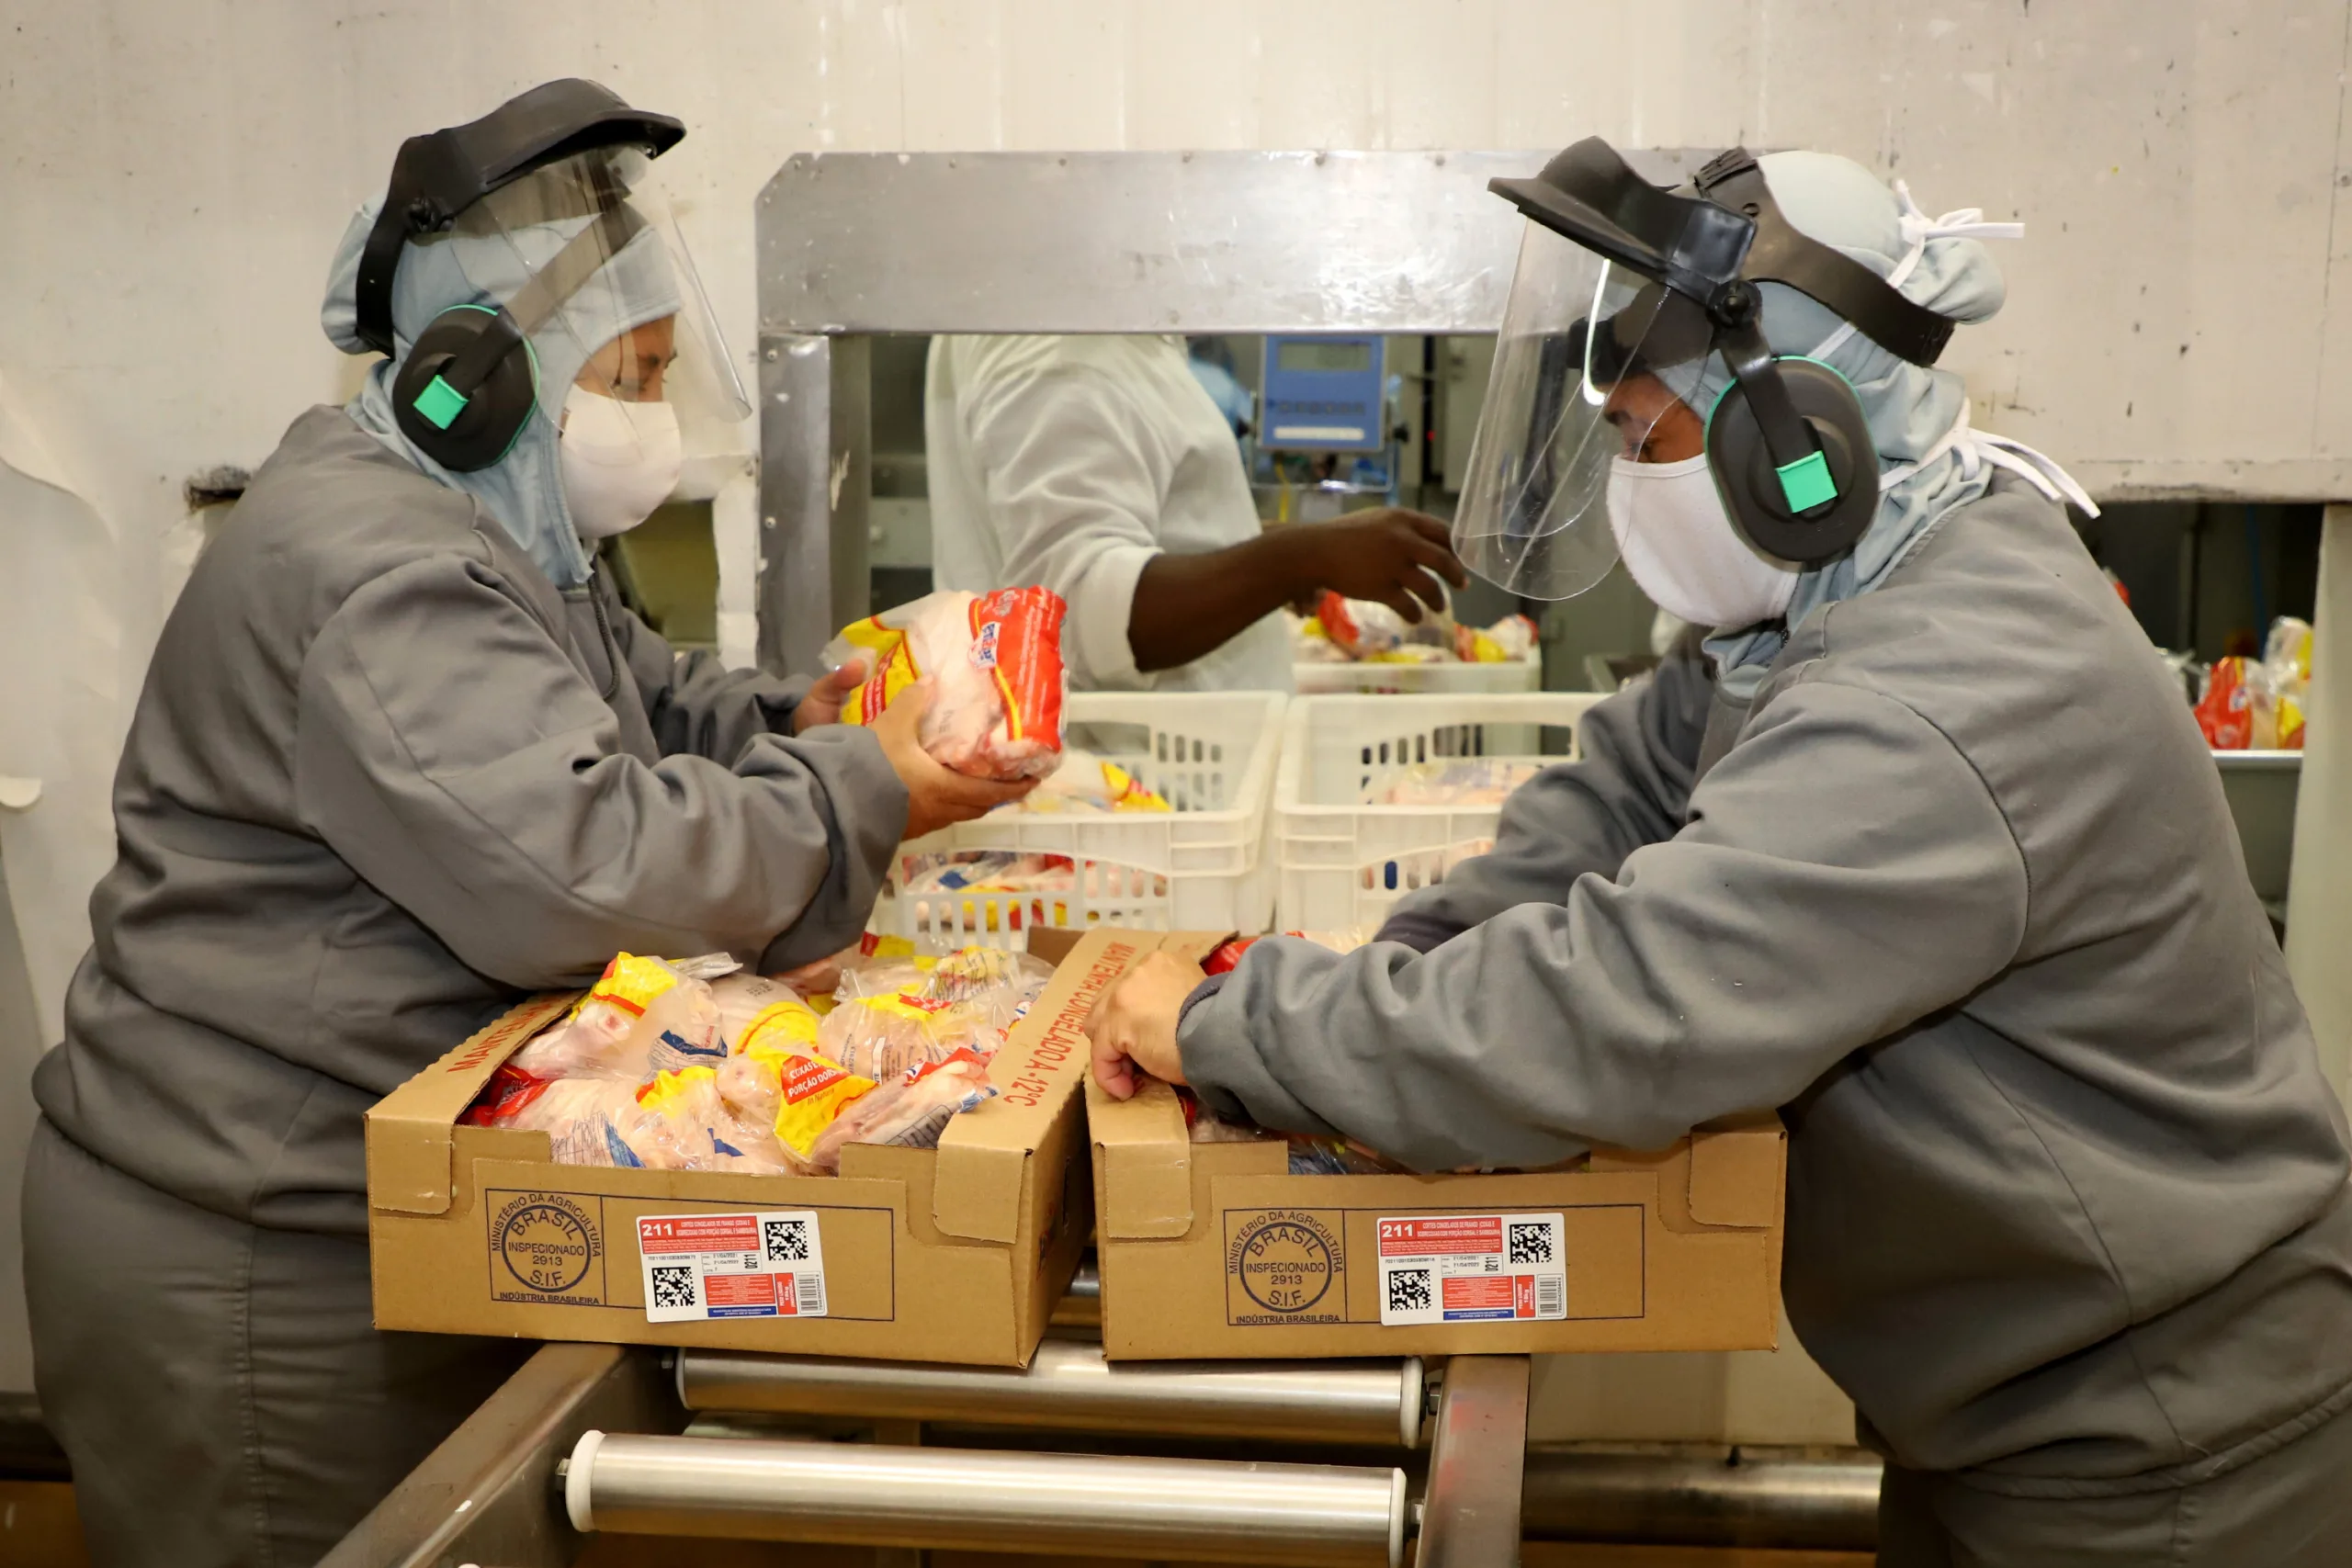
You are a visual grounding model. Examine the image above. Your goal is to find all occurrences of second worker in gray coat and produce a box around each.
[1092,148,2352,1565]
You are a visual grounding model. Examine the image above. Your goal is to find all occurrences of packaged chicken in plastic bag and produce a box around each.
[1454,614,1539,664]
[505,953,736,1081]
[712,974,826,1056]
[1289,610,1351,664]
[1315,591,1467,663]
[467,1072,705,1170]
[639,1065,805,1174]
[819,945,1053,1080]
[1315,591,1439,660]
[823,588,1069,782]
[807,1051,1000,1173]
[2196,658,2259,750]
[1172,1086,1409,1175]
[1364,759,1543,807]
[1014,748,1172,814]
[1201,928,1375,976]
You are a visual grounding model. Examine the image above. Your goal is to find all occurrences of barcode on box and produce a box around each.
[1374,1212,1566,1326]
[637,1209,828,1325]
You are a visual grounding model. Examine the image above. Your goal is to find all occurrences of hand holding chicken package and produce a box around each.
[823,589,1069,782]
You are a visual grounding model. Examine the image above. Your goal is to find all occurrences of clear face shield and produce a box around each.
[436,146,749,457]
[1451,220,1717,601]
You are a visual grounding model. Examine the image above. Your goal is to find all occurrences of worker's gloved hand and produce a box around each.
[871,684,1035,839]
[1087,951,1200,1099]
[1281,509,1470,623]
[793,655,871,733]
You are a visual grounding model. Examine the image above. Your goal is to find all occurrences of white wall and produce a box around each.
[4,0,2349,1432]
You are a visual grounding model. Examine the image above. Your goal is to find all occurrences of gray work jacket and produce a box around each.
[34,408,905,1236]
[1182,478,2352,1485]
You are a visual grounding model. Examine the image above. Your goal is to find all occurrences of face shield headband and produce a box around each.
[353,77,684,360]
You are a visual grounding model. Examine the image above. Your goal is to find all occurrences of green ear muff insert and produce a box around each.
[1775,450,1838,513]
[410,376,471,433]
[1703,355,1877,564]
[391,304,541,472]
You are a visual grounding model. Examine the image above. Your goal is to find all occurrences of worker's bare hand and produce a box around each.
[872,683,1035,839]
[793,655,870,733]
[1087,951,1199,1099]
[1282,509,1470,623]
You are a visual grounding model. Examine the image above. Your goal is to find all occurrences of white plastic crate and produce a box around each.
[1291,656,1543,695]
[1275,692,1607,931]
[876,691,1285,951]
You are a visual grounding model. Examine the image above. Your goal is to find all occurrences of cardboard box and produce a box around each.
[364,933,1132,1367]
[1084,931,1787,1360]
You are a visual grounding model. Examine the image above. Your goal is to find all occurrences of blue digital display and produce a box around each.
[1259,334,1386,453]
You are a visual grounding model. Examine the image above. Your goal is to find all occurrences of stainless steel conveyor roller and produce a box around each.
[677,1337,1426,1447]
[562,1430,1409,1567]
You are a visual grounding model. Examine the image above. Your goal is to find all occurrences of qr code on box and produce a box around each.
[1508,1222,1555,1265]
[1386,1269,1433,1314]
[763,1218,810,1263]
[649,1264,698,1312]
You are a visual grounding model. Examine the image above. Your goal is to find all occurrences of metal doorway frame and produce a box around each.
[749,148,1709,674]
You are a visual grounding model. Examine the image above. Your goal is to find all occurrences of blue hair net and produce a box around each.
[320,194,681,588]
[1693,152,2085,696]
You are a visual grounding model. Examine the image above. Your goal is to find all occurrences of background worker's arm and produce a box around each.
[1374,645,1715,951]
[1175,681,2030,1173]
[1125,510,1467,672]
[293,555,907,985]
[957,360,1467,681]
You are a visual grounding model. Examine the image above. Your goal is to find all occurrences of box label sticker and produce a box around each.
[636,1210,828,1323]
[1375,1213,1566,1325]
[1222,1208,1347,1325]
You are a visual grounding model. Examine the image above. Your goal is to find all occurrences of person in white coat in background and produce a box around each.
[925,333,1468,691]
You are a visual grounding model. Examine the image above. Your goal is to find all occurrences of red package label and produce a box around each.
[638,1213,761,1257]
[1203,937,1261,976]
[1441,1274,1518,1313]
[1378,1215,1505,1258]
[703,1272,789,1313]
[970,587,1068,754]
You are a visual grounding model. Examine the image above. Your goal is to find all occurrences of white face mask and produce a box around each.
[560,384,683,540]
[1605,454,1799,631]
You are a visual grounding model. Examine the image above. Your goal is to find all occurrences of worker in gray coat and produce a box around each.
[1092,147,2352,1564]
[23,83,1023,1567]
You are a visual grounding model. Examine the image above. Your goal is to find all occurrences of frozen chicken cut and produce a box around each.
[1364,760,1543,807]
[1014,748,1171,814]
[464,941,1042,1177]
[506,953,731,1081]
[824,588,1069,782]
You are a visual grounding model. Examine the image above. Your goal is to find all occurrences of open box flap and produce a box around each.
[1088,1076,1194,1237]
[364,992,577,1216]
[1688,1111,1786,1229]
[935,929,1204,1242]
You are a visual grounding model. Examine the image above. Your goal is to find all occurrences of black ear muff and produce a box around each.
[1705,357,1878,565]
[391,305,539,472]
